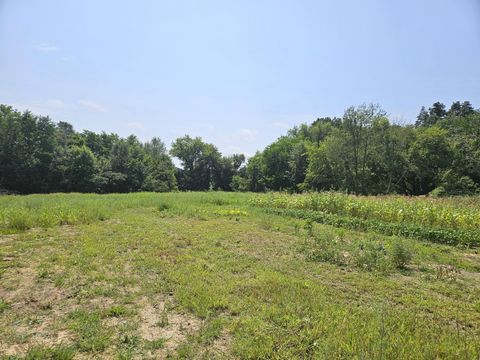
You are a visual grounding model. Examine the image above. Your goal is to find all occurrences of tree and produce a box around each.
[341,104,387,194]
[0,106,56,193]
[429,102,447,119]
[170,136,221,190]
[460,101,475,116]
[1,101,479,196]
[108,136,147,192]
[142,138,177,192]
[304,132,349,191]
[407,126,453,194]
[244,152,266,192]
[213,154,245,191]
[230,174,249,192]
[64,145,97,192]
[448,101,462,117]
[415,106,430,127]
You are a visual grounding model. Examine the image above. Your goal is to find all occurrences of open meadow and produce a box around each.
[1,192,480,359]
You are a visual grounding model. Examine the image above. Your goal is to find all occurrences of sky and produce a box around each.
[1,0,479,157]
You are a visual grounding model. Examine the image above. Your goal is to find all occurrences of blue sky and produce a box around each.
[1,0,479,156]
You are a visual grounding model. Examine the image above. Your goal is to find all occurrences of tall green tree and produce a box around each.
[142,138,177,192]
[170,136,222,190]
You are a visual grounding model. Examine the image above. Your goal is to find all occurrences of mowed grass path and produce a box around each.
[0,193,479,359]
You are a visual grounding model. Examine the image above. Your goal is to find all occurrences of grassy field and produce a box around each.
[0,192,479,359]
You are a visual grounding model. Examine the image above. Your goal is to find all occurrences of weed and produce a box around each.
[0,298,9,313]
[157,203,170,212]
[68,310,110,352]
[144,338,166,350]
[106,305,129,317]
[23,346,75,360]
[390,241,413,269]
[355,242,389,272]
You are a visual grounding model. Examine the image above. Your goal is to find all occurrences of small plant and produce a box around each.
[8,211,32,231]
[305,232,345,266]
[68,310,111,352]
[208,198,230,206]
[355,242,389,272]
[304,219,314,237]
[24,345,75,360]
[390,241,412,269]
[213,209,248,217]
[156,310,169,328]
[0,298,9,314]
[144,338,166,350]
[118,334,140,349]
[157,203,170,212]
[106,305,128,317]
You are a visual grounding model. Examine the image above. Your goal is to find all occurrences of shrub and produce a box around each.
[390,241,412,269]
[157,203,170,212]
[434,171,479,196]
[354,242,389,272]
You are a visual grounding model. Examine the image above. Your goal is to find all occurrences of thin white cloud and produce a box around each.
[78,100,107,113]
[192,121,214,131]
[34,42,57,52]
[126,121,145,130]
[226,145,251,158]
[227,145,242,152]
[218,128,259,157]
[239,129,258,142]
[271,121,290,130]
[44,99,67,109]
[10,99,70,115]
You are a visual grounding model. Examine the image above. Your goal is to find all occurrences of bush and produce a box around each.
[390,241,412,269]
[433,171,479,196]
[429,186,446,198]
[355,242,389,272]
[231,175,249,192]
[157,203,170,212]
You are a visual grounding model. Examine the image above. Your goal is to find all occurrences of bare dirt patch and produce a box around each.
[0,263,78,357]
[0,234,18,245]
[138,296,202,357]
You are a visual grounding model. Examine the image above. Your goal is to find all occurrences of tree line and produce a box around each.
[1,101,479,196]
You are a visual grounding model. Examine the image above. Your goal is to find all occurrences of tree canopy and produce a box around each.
[1,101,479,196]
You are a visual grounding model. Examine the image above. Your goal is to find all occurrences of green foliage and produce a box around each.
[2,101,480,196]
[0,107,180,194]
[434,170,478,196]
[251,193,480,246]
[64,145,97,192]
[105,305,129,317]
[354,242,390,272]
[230,174,249,192]
[170,135,221,191]
[0,298,9,313]
[389,241,412,269]
[23,346,75,360]
[68,310,111,352]
[144,338,166,350]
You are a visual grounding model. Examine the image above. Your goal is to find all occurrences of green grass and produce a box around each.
[0,192,479,359]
